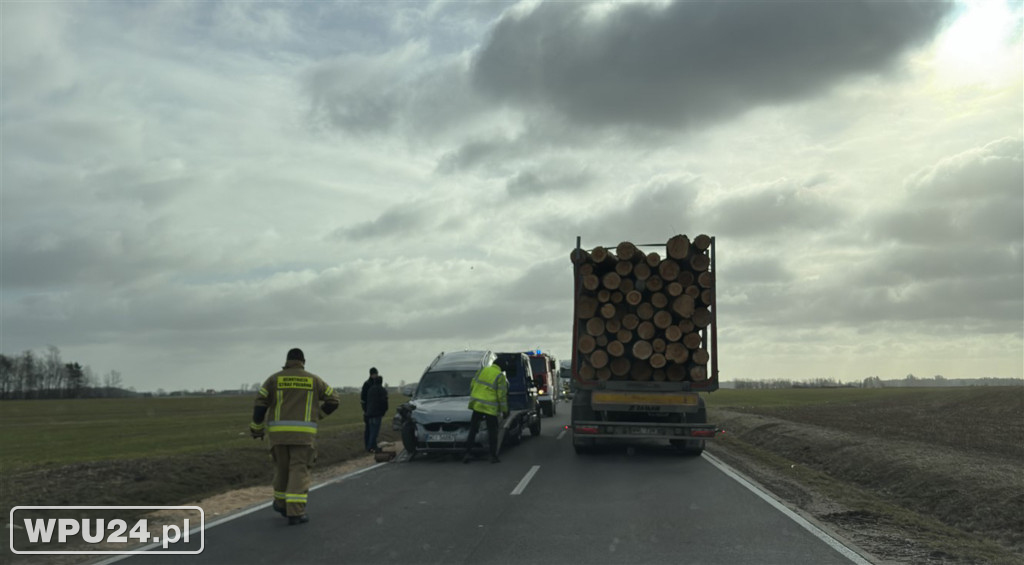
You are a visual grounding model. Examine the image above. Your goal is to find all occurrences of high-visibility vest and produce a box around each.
[468,364,508,416]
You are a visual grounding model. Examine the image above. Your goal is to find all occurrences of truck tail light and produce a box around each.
[575,425,599,434]
[691,429,717,438]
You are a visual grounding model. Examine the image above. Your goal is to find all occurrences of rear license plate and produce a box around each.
[632,427,662,435]
[427,433,456,442]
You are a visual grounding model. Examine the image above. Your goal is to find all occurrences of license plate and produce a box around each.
[427,433,456,442]
[632,427,662,435]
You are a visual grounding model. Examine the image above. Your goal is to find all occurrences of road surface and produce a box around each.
[110,405,868,565]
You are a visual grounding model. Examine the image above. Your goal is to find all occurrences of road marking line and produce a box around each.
[556,429,567,440]
[703,452,872,565]
[510,465,540,496]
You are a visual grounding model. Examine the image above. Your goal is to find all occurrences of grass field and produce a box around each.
[0,394,387,470]
[704,386,1024,565]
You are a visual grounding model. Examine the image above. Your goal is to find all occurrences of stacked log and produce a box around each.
[572,234,713,383]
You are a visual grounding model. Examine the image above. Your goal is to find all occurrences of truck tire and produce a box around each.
[529,415,541,436]
[401,422,417,457]
[542,401,553,417]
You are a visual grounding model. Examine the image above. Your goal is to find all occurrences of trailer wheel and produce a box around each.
[529,416,541,436]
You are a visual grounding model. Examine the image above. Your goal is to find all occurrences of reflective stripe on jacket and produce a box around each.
[254,361,339,446]
[468,364,508,416]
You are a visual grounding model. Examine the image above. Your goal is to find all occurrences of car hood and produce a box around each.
[410,396,472,424]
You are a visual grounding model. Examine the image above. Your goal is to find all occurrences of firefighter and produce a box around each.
[250,348,339,525]
[463,359,509,464]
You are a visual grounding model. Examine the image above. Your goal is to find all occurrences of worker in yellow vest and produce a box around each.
[250,348,339,525]
[463,360,509,464]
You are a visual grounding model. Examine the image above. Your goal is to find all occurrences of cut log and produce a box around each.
[677,319,695,333]
[636,302,655,320]
[591,246,614,267]
[666,364,687,382]
[586,318,606,337]
[622,313,640,330]
[578,334,596,354]
[589,349,609,369]
[578,296,598,318]
[692,307,712,328]
[610,291,624,304]
[666,234,691,260]
[666,282,683,297]
[649,353,667,369]
[684,285,700,299]
[633,362,653,381]
[666,342,689,364]
[632,340,653,360]
[615,260,633,277]
[672,295,695,318]
[616,329,633,343]
[692,234,712,251]
[597,289,611,303]
[690,365,708,382]
[620,278,635,293]
[570,248,589,265]
[633,262,651,280]
[683,332,703,350]
[651,292,669,309]
[652,338,666,353]
[652,369,667,382]
[625,290,643,306]
[700,289,714,306]
[646,276,664,292]
[645,252,661,268]
[692,348,710,365]
[677,271,694,287]
[579,263,594,277]
[664,325,683,342]
[596,367,612,381]
[697,271,714,288]
[595,334,608,347]
[658,259,680,282]
[579,363,595,381]
[653,310,673,330]
[600,303,617,319]
[609,357,631,378]
[602,272,622,290]
[689,253,710,272]
[616,241,639,262]
[636,321,656,340]
[607,340,626,358]
[583,274,600,292]
[605,317,621,333]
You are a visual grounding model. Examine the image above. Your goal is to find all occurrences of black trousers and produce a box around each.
[465,411,499,457]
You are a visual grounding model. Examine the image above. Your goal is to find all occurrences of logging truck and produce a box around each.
[569,235,720,455]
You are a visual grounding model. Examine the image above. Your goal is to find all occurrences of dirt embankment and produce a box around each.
[707,391,1024,565]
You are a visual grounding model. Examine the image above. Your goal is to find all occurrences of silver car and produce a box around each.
[393,350,497,456]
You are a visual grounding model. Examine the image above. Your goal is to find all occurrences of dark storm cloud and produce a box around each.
[506,167,594,197]
[471,0,954,129]
[329,202,433,241]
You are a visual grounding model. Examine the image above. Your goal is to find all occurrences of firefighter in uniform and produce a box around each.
[463,360,509,464]
[250,348,339,525]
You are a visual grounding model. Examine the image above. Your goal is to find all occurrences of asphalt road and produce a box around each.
[110,405,867,565]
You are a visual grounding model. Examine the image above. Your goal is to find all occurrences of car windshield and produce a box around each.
[530,358,548,374]
[414,370,475,399]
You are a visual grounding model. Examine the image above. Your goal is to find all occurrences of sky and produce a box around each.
[2,0,1022,393]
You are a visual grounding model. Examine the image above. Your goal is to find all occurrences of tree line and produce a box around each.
[0,346,129,400]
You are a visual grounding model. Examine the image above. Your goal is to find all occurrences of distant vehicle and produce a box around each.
[559,359,574,400]
[392,350,540,458]
[528,352,558,417]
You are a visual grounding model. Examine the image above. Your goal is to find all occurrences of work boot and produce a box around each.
[272,504,286,517]
[490,455,500,464]
[288,515,310,526]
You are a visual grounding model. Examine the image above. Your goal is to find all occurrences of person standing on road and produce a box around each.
[364,368,389,453]
[361,367,380,452]
[250,348,339,525]
[463,360,509,464]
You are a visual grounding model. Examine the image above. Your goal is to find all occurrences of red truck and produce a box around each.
[528,351,558,417]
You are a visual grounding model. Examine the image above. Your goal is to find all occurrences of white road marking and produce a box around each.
[556,429,567,440]
[510,465,541,496]
[702,452,873,565]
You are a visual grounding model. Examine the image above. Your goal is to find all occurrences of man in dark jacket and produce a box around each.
[360,367,376,452]
[364,369,388,453]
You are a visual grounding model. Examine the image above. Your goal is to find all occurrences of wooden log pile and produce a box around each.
[571,234,714,383]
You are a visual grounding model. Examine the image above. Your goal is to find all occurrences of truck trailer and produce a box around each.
[569,235,720,455]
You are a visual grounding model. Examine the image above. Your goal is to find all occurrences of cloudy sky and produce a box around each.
[3,0,1021,392]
